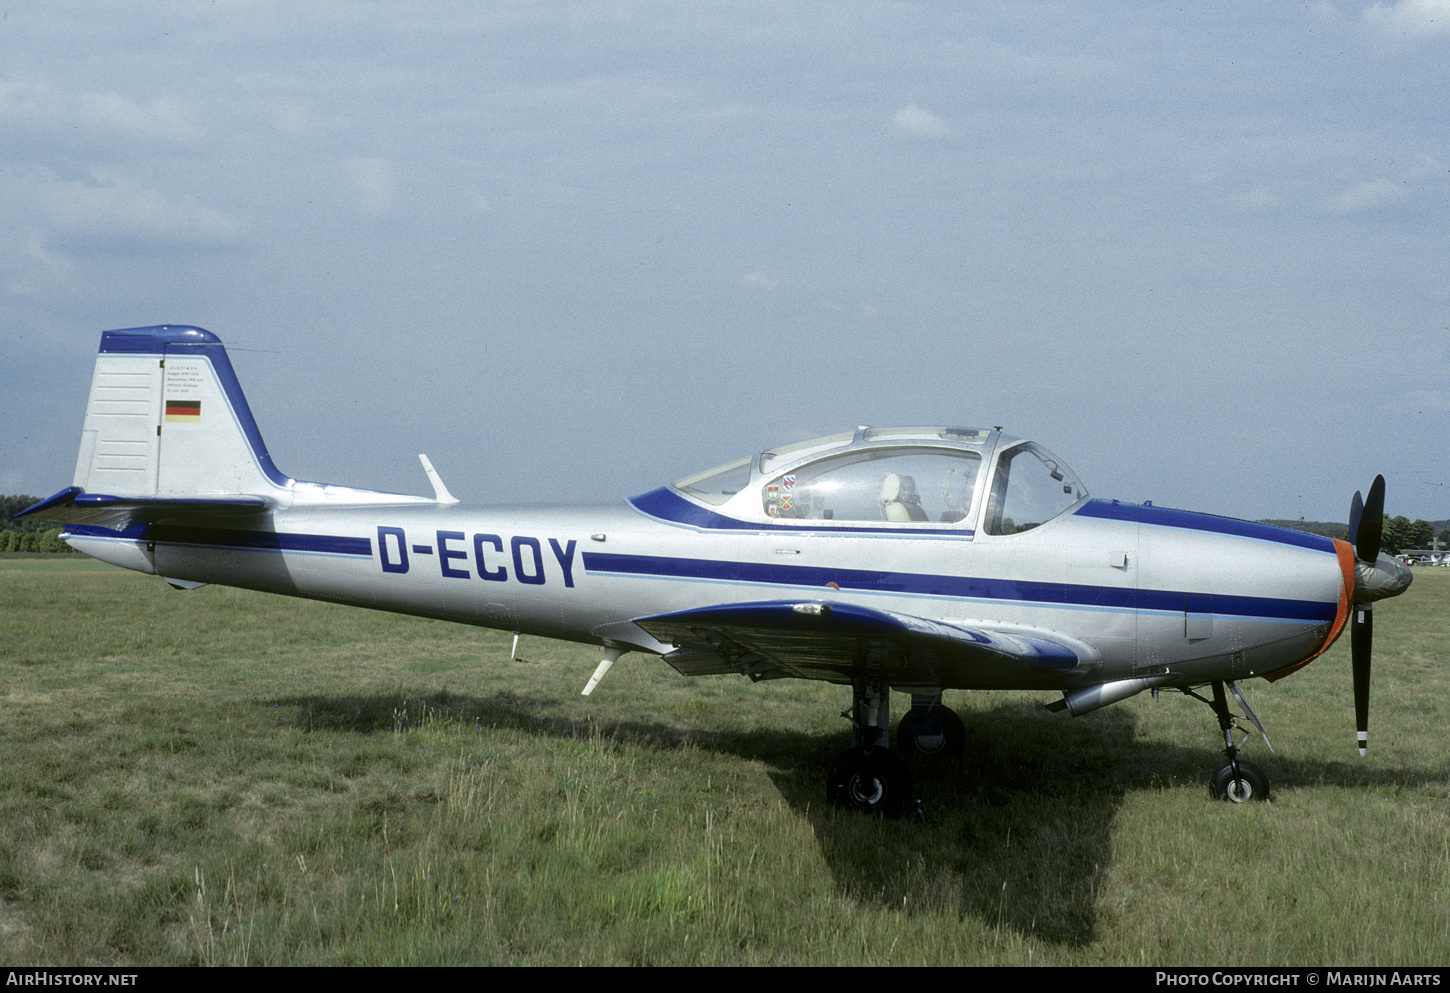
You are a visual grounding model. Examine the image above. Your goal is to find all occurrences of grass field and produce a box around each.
[2,557,1447,965]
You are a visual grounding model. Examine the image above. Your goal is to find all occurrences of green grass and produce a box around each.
[2,559,1448,965]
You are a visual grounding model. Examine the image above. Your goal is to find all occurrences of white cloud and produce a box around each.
[78,91,201,141]
[1364,0,1450,37]
[1320,176,1411,213]
[0,81,200,143]
[276,102,312,135]
[1404,154,1446,180]
[4,235,73,296]
[893,103,952,138]
[27,168,247,246]
[1392,388,1450,414]
[1226,185,1284,212]
[348,158,395,215]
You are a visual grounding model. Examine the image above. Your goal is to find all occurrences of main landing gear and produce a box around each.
[826,678,915,817]
[1187,680,1272,802]
[826,685,965,817]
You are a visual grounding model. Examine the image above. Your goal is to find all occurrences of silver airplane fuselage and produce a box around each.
[66,439,1352,695]
[23,325,1412,814]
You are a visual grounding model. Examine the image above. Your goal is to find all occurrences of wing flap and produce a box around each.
[636,600,1098,689]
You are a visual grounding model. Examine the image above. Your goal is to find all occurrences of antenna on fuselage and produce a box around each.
[418,454,460,506]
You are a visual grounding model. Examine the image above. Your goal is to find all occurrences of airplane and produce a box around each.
[15,325,1415,817]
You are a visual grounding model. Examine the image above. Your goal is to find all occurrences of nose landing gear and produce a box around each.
[1189,680,1273,803]
[1212,759,1268,802]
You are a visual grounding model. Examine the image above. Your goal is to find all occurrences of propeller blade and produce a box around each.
[1348,474,1387,756]
[1356,475,1385,564]
[1352,603,1372,756]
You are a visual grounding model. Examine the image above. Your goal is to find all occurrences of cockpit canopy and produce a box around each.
[670,426,1088,534]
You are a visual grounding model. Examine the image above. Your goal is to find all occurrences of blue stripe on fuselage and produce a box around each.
[1075,499,1336,552]
[65,523,371,558]
[627,486,975,537]
[581,551,1336,623]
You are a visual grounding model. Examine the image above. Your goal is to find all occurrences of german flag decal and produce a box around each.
[165,400,201,423]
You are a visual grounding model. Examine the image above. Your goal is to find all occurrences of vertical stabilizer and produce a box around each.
[72,326,290,498]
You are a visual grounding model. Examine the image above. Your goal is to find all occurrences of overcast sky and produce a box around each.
[3,1,1447,524]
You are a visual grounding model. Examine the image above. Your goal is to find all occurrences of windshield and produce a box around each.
[983,443,1088,535]
[673,456,752,506]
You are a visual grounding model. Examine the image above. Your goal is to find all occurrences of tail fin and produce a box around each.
[73,325,289,498]
[16,325,438,537]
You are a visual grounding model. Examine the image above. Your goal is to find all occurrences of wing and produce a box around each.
[634,600,1101,690]
[13,486,268,532]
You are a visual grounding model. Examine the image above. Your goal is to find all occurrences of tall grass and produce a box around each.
[1,558,1447,964]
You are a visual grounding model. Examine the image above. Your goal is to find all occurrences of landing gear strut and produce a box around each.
[1196,680,1271,803]
[826,678,915,817]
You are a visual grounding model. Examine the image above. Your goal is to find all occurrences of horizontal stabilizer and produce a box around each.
[13,486,268,532]
[636,600,1094,688]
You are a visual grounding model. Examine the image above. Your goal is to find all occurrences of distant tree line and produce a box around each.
[1381,517,1448,556]
[1259,520,1349,541]
[0,495,77,553]
[1261,517,1450,556]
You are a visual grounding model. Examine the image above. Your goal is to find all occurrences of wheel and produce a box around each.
[826,747,914,818]
[1212,760,1269,802]
[896,705,966,759]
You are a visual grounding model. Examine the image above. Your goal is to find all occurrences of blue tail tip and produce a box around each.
[100,325,220,353]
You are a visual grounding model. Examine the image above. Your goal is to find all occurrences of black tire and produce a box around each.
[1212,760,1269,802]
[896,706,966,759]
[826,747,914,818]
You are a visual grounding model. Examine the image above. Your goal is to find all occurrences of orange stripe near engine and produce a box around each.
[1263,537,1356,682]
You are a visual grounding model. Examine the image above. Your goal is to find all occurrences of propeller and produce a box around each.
[1346,474,1410,757]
